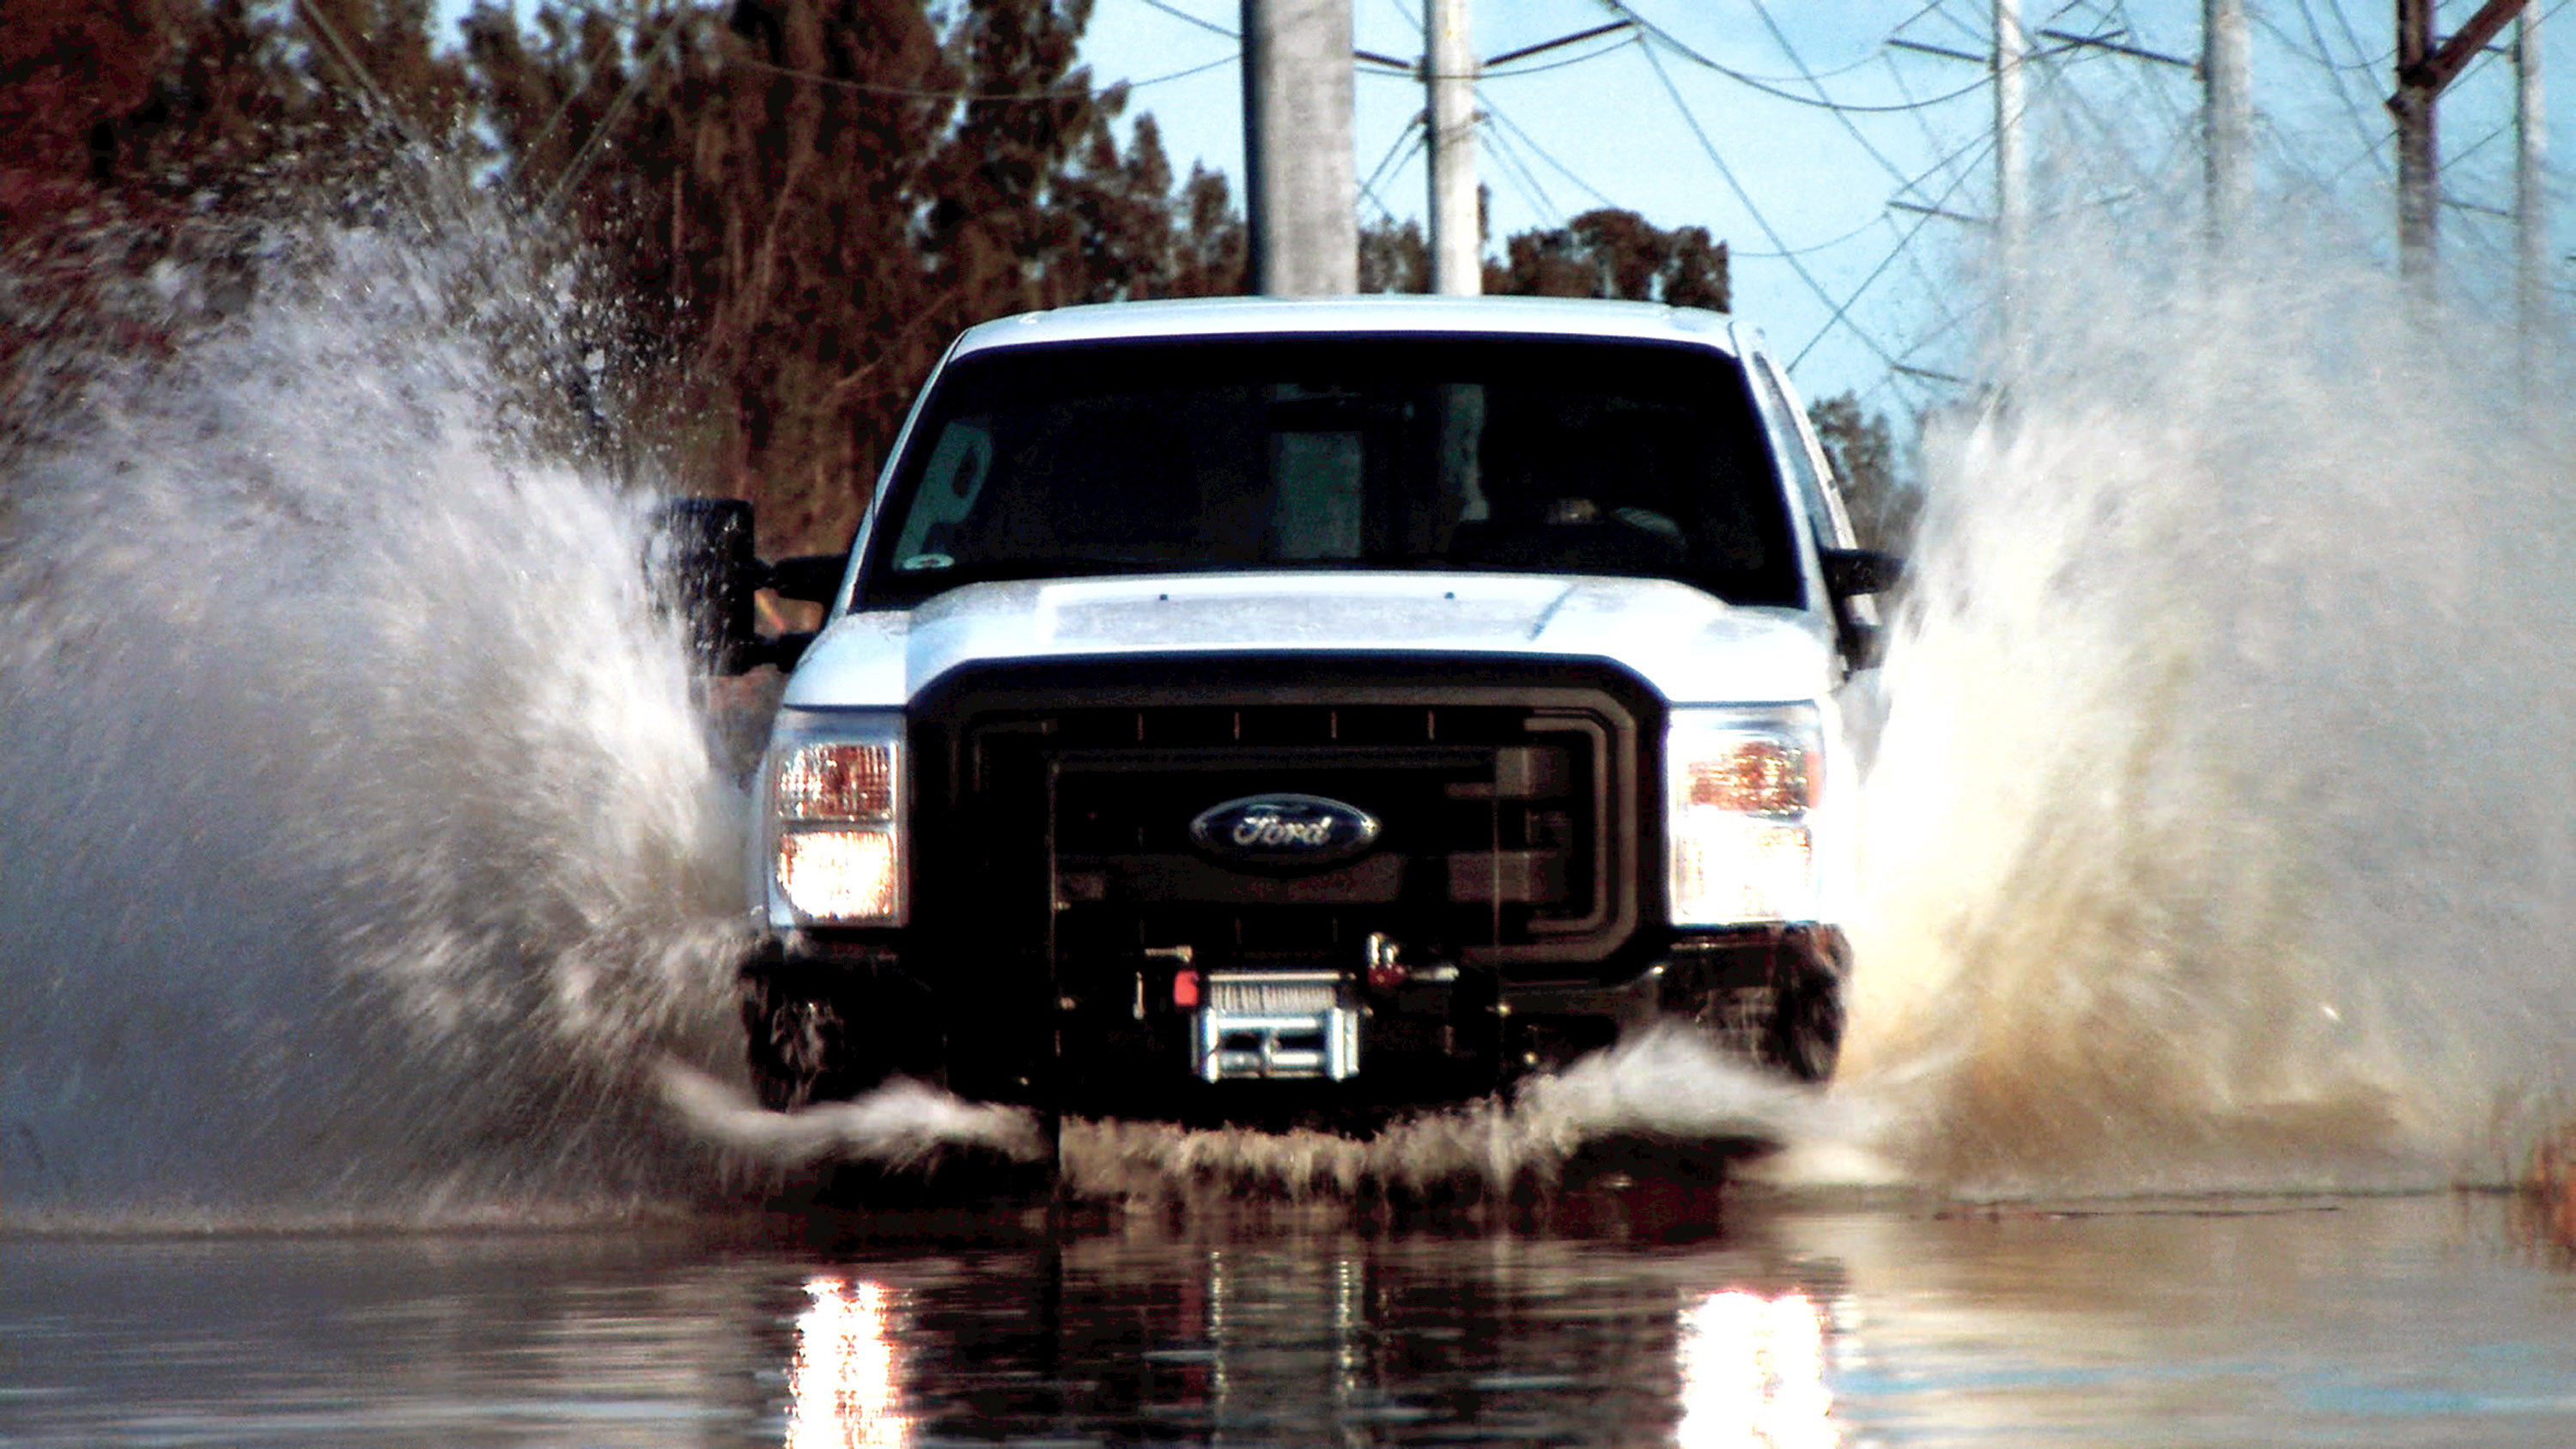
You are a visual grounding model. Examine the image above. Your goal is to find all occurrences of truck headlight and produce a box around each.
[1667,706,1823,926]
[765,711,906,926]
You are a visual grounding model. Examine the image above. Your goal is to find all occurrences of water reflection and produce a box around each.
[1676,1290,1835,1449]
[12,1198,2576,1448]
[755,1212,1853,1444]
[787,1276,913,1449]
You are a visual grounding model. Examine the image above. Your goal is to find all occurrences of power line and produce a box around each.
[2270,0,2387,73]
[1482,33,1642,80]
[1599,0,1992,114]
[1478,95,1621,211]
[1356,128,1425,225]
[1733,213,1896,260]
[1479,116,1565,226]
[2283,0,2397,167]
[1750,0,1962,206]
[1479,87,1890,261]
[1630,37,1911,373]
[1357,111,1425,208]
[1134,0,1235,41]
[546,0,1231,103]
[544,8,688,213]
[1791,129,2001,369]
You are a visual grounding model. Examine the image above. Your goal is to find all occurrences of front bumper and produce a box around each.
[743,924,1848,1123]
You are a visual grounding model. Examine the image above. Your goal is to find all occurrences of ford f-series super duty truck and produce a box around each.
[667,295,1899,1134]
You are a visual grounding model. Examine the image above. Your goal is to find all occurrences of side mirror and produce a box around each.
[1821,548,1904,598]
[767,553,848,604]
[650,497,765,673]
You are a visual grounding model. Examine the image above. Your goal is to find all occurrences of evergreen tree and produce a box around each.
[1810,391,1914,551]
[1488,207,1726,311]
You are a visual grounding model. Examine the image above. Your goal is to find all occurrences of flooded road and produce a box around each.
[9,1190,2574,1446]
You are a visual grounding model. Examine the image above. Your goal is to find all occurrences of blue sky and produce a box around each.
[1079,0,2576,416]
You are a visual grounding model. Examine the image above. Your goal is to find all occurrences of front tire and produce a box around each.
[742,974,844,1112]
[1759,950,1845,1083]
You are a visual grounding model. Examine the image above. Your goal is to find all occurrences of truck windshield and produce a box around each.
[857,335,1801,609]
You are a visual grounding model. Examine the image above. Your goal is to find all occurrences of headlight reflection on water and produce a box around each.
[1675,1289,1836,1449]
[787,1277,913,1449]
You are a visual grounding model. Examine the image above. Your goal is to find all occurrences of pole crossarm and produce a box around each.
[1890,198,1991,227]
[1887,37,1988,64]
[2036,28,2196,69]
[1484,21,1631,70]
[2393,0,2531,101]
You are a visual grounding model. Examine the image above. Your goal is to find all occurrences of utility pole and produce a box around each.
[1993,0,2028,360]
[2394,0,2438,288]
[1241,0,1359,294]
[2202,0,2251,251]
[1425,0,1479,295]
[2391,0,2533,291]
[2518,8,2548,343]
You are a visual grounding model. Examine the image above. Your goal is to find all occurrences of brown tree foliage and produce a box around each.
[4,0,1249,551]
[8,8,1783,557]
[1488,206,1727,312]
[1810,390,1914,551]
[2,0,483,445]
[462,0,1251,550]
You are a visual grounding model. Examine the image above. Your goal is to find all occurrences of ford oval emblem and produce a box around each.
[1189,793,1382,868]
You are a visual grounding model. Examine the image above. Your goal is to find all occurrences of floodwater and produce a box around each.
[8,1190,2576,1446]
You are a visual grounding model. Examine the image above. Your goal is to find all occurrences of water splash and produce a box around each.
[0,219,751,1228]
[671,1026,1842,1200]
[20,195,2576,1222]
[660,1066,1048,1171]
[1064,1026,1844,1200]
[1831,213,2576,1197]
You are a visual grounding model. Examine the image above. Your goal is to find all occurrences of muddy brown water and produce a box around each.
[7,1187,2574,1447]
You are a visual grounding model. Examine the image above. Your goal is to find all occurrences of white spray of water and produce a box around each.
[1826,213,2576,1197]
[23,197,2576,1220]
[659,1066,1048,1170]
[668,1025,1842,1199]
[1063,1026,1845,1199]
[0,223,751,1228]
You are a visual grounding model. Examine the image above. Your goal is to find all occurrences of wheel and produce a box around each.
[741,964,944,1111]
[742,974,842,1112]
[1759,953,1844,1083]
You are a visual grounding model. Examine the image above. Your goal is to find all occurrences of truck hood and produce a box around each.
[780,572,1836,710]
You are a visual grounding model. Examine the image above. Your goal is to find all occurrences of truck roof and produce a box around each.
[949,294,1750,359]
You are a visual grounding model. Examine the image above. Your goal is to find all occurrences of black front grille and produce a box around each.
[908,656,1655,985]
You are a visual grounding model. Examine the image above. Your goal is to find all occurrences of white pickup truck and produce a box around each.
[667,296,1898,1134]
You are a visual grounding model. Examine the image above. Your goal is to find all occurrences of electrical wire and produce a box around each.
[1898,0,1995,50]
[545,0,1231,103]
[1480,33,1642,80]
[1357,132,1424,225]
[1751,0,1969,204]
[544,9,688,212]
[1732,213,1892,260]
[1631,38,1911,373]
[1476,94,1620,211]
[2287,0,2396,169]
[736,48,1235,101]
[1357,112,1425,207]
[1790,129,1999,369]
[1598,0,1991,114]
[2320,0,2388,76]
[1134,0,1235,41]
[1479,118,1565,226]
[2268,0,2386,74]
